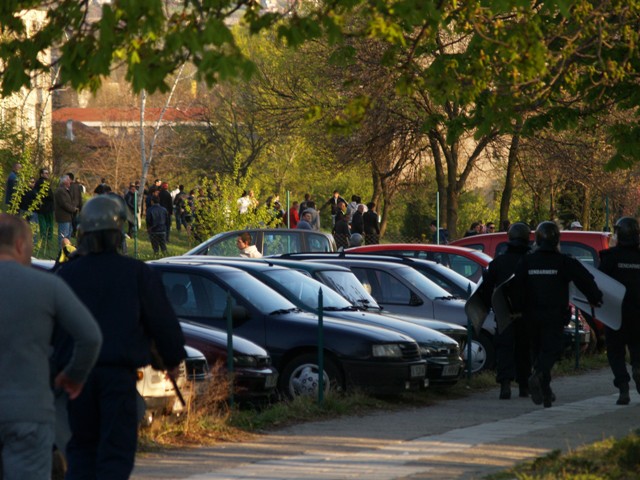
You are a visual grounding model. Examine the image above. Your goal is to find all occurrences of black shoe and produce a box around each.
[499,381,511,400]
[519,386,529,397]
[617,383,631,405]
[543,395,553,408]
[528,373,543,405]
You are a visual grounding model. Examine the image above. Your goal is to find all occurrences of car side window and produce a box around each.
[207,234,256,257]
[308,234,332,252]
[161,271,227,319]
[449,254,482,282]
[263,232,301,256]
[352,267,411,305]
[560,241,599,267]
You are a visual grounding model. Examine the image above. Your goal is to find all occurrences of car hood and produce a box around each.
[180,320,269,356]
[379,312,468,336]
[323,310,458,346]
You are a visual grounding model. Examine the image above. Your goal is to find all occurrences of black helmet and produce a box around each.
[78,195,128,234]
[535,221,560,249]
[614,216,640,247]
[507,222,531,246]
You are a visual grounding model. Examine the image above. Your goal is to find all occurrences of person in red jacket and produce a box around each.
[287,201,300,228]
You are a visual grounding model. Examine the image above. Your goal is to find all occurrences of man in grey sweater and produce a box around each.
[0,214,102,480]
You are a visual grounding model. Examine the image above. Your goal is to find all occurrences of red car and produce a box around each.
[451,231,611,267]
[347,243,492,282]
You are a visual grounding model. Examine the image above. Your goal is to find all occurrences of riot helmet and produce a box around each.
[507,222,531,246]
[614,216,640,247]
[349,233,364,247]
[535,221,560,249]
[77,195,128,234]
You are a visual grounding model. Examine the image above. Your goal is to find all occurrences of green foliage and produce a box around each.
[189,164,278,242]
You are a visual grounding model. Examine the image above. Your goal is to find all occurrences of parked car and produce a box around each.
[267,255,495,373]
[175,257,462,386]
[347,243,492,282]
[262,257,470,350]
[148,261,427,397]
[280,252,476,299]
[179,320,278,401]
[184,228,336,257]
[450,231,611,267]
[136,347,203,424]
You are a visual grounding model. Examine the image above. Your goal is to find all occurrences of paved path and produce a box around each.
[133,368,640,479]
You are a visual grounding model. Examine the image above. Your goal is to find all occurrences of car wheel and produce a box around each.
[462,332,495,373]
[279,353,344,398]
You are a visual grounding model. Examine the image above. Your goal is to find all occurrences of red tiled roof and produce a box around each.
[52,107,207,123]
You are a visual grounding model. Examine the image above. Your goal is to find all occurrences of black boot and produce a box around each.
[528,372,543,405]
[633,367,640,394]
[499,380,511,400]
[518,384,529,397]
[617,383,630,405]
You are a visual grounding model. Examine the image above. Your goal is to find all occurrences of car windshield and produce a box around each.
[414,261,475,297]
[263,270,353,310]
[218,270,297,313]
[468,250,493,264]
[394,265,454,300]
[315,270,381,309]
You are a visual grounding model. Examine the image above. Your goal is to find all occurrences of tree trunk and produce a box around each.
[500,124,521,228]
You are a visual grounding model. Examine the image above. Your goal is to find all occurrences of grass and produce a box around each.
[485,431,640,479]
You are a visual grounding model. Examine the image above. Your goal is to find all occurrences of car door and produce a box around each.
[158,269,267,345]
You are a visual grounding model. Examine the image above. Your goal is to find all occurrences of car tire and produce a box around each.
[279,353,344,399]
[463,332,495,373]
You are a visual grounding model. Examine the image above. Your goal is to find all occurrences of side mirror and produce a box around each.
[409,292,424,306]
[231,305,250,325]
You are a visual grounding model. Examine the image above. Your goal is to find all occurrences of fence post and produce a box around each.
[317,288,324,405]
[466,315,473,382]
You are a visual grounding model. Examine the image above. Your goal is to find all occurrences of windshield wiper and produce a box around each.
[324,306,359,312]
[269,308,299,315]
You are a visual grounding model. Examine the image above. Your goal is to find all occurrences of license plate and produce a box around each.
[442,364,460,376]
[410,364,426,378]
[265,374,278,388]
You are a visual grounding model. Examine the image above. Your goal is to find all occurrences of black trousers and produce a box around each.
[66,367,138,480]
[605,323,640,388]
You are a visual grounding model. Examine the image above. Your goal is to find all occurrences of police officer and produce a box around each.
[481,222,532,399]
[512,221,602,408]
[57,195,186,479]
[598,216,640,405]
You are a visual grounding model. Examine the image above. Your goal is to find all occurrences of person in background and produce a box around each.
[486,222,496,233]
[429,220,448,244]
[598,217,640,405]
[67,172,83,237]
[54,175,78,250]
[287,201,300,228]
[4,162,21,206]
[569,221,584,231]
[297,210,313,230]
[351,203,365,236]
[158,182,173,242]
[236,231,262,258]
[146,196,169,256]
[0,214,101,480]
[363,202,380,245]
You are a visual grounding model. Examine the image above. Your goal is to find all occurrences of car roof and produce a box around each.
[262,257,352,272]
[346,243,492,264]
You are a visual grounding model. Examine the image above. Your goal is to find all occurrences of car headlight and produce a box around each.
[372,344,403,358]
[420,345,437,357]
[233,355,258,367]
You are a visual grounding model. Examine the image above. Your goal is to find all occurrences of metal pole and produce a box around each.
[225,293,234,407]
[436,192,440,245]
[466,316,473,382]
[317,288,324,405]
[133,190,138,258]
[574,312,581,370]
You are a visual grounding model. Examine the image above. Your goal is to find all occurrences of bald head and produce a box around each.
[0,214,33,265]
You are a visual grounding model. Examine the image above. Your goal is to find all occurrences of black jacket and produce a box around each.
[481,243,529,307]
[363,210,379,235]
[513,247,602,324]
[599,245,640,326]
[58,252,185,369]
[146,204,169,233]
